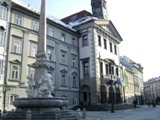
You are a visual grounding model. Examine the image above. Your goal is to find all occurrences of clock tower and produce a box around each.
[91,0,108,19]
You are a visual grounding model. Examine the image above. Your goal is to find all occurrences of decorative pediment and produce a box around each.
[9,59,21,64]
[28,63,35,67]
[60,69,67,73]
[107,20,123,41]
[94,19,123,42]
[105,58,115,64]
[71,71,78,75]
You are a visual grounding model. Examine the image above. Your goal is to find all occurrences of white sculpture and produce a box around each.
[26,73,55,98]
[38,73,54,97]
[26,76,35,98]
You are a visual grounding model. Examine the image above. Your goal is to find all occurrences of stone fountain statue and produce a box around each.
[12,0,68,112]
[26,72,55,98]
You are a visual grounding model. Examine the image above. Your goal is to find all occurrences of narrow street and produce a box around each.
[85,105,160,120]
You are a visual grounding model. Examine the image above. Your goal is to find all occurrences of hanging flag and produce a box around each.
[116,78,122,86]
[124,68,129,87]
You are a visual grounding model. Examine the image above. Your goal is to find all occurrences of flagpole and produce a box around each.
[123,86,125,104]
[122,66,126,104]
[98,52,102,105]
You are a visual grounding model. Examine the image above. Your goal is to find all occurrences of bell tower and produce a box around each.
[91,0,108,19]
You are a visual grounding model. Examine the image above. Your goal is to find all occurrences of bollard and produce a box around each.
[2,110,7,120]
[82,108,86,119]
[26,109,32,120]
[76,108,81,120]
[55,108,60,120]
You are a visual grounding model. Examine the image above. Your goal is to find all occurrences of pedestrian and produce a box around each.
[148,100,151,107]
[133,99,137,108]
[152,100,156,107]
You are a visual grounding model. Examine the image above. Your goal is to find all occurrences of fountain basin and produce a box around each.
[13,97,65,108]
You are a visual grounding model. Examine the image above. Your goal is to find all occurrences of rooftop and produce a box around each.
[12,0,75,31]
[144,76,160,84]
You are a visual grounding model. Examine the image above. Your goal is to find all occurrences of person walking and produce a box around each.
[133,99,137,108]
[148,100,151,107]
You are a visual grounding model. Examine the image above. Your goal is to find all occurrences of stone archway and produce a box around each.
[81,85,91,105]
[109,87,115,104]
[116,87,122,104]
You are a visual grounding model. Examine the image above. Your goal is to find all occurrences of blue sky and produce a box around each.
[22,0,160,81]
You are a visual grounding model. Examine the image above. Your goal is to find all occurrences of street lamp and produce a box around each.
[110,75,115,113]
[108,63,115,113]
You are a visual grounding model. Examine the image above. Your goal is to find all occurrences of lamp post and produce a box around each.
[110,74,115,113]
[151,81,156,107]
[98,53,103,105]
[2,84,6,111]
[152,81,154,100]
[108,63,115,113]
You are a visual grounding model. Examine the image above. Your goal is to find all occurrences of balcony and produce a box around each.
[102,74,118,84]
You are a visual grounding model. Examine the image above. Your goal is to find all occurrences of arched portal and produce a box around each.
[116,87,122,103]
[102,85,107,104]
[81,85,91,105]
[109,87,114,104]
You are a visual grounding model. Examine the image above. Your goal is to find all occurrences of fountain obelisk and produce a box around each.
[34,0,47,86]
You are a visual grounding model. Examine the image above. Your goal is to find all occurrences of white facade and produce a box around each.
[0,1,12,110]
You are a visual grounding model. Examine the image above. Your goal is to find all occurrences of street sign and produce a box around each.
[5,87,11,91]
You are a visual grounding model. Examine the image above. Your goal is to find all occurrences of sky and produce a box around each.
[22,0,160,81]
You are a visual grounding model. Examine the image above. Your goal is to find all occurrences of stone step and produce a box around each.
[5,111,77,120]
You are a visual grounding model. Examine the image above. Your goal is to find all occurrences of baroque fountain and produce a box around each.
[13,0,68,112]
[3,0,80,119]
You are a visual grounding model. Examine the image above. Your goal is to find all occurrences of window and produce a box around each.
[109,63,111,74]
[10,94,18,105]
[0,31,5,46]
[114,45,117,55]
[0,5,7,20]
[30,43,37,57]
[105,64,108,75]
[116,68,119,76]
[73,76,76,87]
[98,35,101,46]
[15,14,23,26]
[11,65,19,80]
[110,42,112,52]
[104,39,107,49]
[47,48,52,61]
[72,38,75,45]
[62,74,66,85]
[72,57,75,67]
[48,27,53,37]
[61,33,65,41]
[62,54,65,64]
[83,61,89,74]
[28,67,35,78]
[13,40,21,54]
[111,66,114,75]
[32,21,39,31]
[0,60,2,74]
[82,35,88,46]
[73,97,77,106]
[100,62,103,74]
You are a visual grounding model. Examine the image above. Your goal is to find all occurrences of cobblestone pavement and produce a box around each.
[84,105,160,120]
